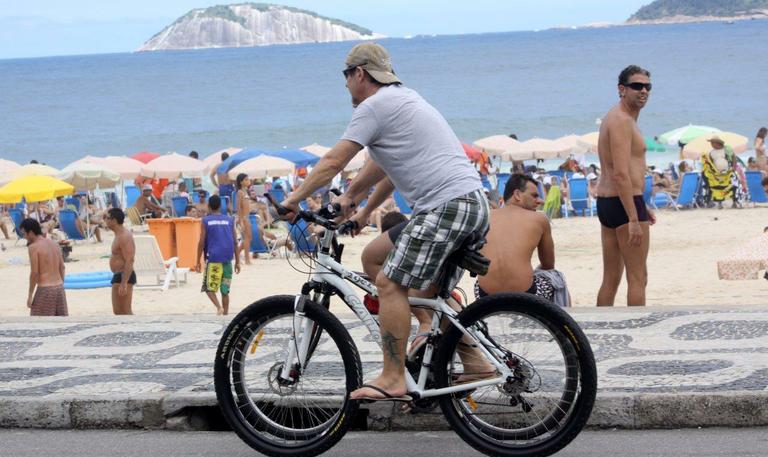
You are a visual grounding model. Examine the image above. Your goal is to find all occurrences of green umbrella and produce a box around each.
[658,125,721,146]
[644,136,667,153]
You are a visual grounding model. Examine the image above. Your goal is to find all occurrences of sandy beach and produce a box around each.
[1,206,767,317]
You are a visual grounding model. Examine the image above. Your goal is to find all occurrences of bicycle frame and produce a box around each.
[279,228,512,399]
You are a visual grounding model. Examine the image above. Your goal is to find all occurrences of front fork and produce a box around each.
[278,293,314,383]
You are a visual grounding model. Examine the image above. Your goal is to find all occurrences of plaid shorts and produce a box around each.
[383,189,490,290]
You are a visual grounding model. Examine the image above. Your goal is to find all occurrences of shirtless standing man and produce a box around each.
[475,174,556,300]
[596,65,656,306]
[22,218,68,316]
[210,152,234,210]
[106,208,136,315]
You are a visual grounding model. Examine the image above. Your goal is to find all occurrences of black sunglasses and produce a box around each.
[342,66,358,79]
[623,82,652,92]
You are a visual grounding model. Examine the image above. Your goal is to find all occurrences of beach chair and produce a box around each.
[58,209,87,242]
[125,186,140,208]
[568,178,593,217]
[65,197,81,212]
[497,173,510,194]
[393,190,412,215]
[673,172,701,209]
[745,171,767,206]
[268,188,286,204]
[643,175,656,209]
[133,235,189,290]
[288,219,317,256]
[125,206,149,231]
[171,196,189,217]
[8,208,24,244]
[249,214,278,257]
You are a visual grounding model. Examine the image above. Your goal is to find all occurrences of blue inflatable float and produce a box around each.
[64,271,113,289]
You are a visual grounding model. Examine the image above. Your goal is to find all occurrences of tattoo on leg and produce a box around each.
[381,331,402,365]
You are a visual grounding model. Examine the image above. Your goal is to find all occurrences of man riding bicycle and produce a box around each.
[279,42,491,402]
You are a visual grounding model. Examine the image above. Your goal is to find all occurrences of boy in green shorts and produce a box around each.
[195,195,240,315]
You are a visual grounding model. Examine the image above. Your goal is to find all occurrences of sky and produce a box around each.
[0,0,653,59]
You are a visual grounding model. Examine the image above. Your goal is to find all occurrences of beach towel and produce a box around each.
[717,233,768,280]
[701,150,734,203]
[543,185,562,219]
[534,268,571,308]
[30,285,68,316]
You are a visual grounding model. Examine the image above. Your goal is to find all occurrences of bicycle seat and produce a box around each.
[446,230,490,277]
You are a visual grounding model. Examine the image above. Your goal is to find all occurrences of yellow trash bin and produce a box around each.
[174,218,202,269]
[147,219,176,260]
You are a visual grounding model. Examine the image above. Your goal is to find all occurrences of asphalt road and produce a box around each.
[0,428,765,456]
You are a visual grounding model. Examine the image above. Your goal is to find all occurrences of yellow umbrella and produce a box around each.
[0,175,74,203]
[682,132,749,159]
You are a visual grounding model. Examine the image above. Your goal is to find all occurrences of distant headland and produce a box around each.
[138,3,383,52]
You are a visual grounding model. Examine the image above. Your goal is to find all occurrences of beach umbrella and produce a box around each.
[645,136,667,153]
[203,147,242,173]
[473,135,523,160]
[552,135,589,157]
[0,159,22,185]
[344,148,370,172]
[217,150,271,174]
[577,132,600,153]
[266,150,321,168]
[518,138,572,160]
[140,152,208,179]
[65,155,106,169]
[0,175,74,203]
[12,163,60,179]
[658,125,721,146]
[301,143,331,157]
[681,132,749,159]
[462,143,482,161]
[101,156,144,180]
[131,151,161,164]
[227,155,296,179]
[58,162,121,190]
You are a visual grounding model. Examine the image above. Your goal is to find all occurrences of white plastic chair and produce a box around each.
[133,235,189,290]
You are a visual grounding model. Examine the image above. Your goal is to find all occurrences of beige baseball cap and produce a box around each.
[708,135,725,144]
[345,43,401,85]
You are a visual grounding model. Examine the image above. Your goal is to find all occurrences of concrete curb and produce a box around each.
[1,391,767,431]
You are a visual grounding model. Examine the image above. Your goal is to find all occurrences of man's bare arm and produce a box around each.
[284,140,363,206]
[608,118,639,222]
[210,169,219,188]
[28,247,38,302]
[196,223,206,270]
[537,218,555,270]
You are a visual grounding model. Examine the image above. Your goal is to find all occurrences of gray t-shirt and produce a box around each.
[341,85,482,214]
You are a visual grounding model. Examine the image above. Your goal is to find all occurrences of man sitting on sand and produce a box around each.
[106,208,135,315]
[475,174,565,304]
[22,218,68,316]
[195,195,240,315]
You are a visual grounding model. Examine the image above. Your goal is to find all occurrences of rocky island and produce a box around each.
[138,3,382,52]
[627,0,768,25]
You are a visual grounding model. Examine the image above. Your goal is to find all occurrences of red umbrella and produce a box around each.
[462,143,482,161]
[131,151,161,164]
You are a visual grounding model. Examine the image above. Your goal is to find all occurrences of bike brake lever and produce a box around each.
[263,193,293,217]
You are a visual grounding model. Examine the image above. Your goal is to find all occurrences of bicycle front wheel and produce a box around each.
[434,293,597,457]
[214,295,362,457]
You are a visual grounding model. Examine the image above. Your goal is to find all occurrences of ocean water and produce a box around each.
[1,20,767,168]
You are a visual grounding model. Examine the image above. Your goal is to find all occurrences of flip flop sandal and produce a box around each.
[354,384,413,403]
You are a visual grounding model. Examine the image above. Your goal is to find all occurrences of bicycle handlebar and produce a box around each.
[263,192,354,233]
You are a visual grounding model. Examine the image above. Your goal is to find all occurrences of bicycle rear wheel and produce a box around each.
[214,295,362,457]
[434,293,596,457]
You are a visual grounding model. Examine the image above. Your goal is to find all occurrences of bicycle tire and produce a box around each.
[215,295,362,457]
[434,293,597,457]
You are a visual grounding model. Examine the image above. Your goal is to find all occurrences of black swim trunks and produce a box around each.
[474,276,555,301]
[111,271,137,285]
[386,220,408,244]
[596,195,649,229]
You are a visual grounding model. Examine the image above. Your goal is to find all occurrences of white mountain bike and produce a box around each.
[214,199,597,457]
